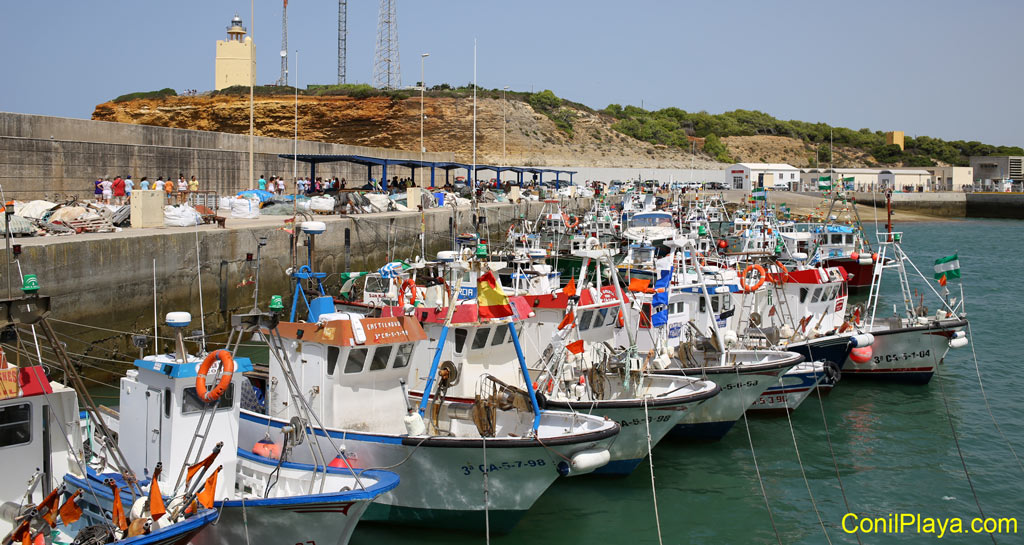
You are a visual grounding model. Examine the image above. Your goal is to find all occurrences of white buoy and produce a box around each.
[300,221,326,235]
[849,333,875,347]
[949,336,969,349]
[569,448,611,475]
[403,410,426,435]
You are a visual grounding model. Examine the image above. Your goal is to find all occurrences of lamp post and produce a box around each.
[502,85,509,168]
[420,53,429,156]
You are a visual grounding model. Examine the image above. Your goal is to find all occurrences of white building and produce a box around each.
[927,166,974,191]
[879,169,933,192]
[725,163,800,191]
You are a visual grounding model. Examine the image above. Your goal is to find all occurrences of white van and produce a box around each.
[772,182,789,191]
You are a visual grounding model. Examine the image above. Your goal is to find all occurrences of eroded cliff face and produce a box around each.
[92,94,722,169]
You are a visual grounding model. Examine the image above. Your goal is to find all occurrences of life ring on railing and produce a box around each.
[561,214,580,230]
[196,350,234,402]
[740,264,767,293]
[767,262,789,284]
[398,278,418,307]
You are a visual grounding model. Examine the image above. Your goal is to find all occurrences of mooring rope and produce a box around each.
[933,350,997,545]
[642,397,664,545]
[482,436,491,545]
[733,364,783,545]
[965,322,1024,475]
[778,371,832,544]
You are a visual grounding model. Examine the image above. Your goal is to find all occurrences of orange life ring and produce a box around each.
[397,278,418,307]
[561,214,580,230]
[740,264,767,293]
[767,262,789,284]
[196,350,234,402]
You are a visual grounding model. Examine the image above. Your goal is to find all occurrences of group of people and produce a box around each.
[92,174,201,205]
[257,175,348,196]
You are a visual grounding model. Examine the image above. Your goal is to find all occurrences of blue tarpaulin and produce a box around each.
[237,189,275,203]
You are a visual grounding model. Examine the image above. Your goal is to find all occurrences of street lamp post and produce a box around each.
[420,53,429,160]
[502,85,509,169]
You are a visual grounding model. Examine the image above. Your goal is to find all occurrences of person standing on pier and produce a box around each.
[100,177,113,204]
[94,178,103,202]
[112,175,125,205]
[189,176,199,199]
[124,175,134,202]
[164,178,175,204]
[140,177,150,191]
[258,174,267,191]
[177,175,188,204]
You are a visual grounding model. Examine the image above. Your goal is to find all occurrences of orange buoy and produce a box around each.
[850,346,872,364]
[253,438,281,459]
[328,455,356,469]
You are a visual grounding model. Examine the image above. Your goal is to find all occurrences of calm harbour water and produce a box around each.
[351,218,1024,544]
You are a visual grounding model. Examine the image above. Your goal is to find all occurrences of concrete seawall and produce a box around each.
[0,112,454,199]
[8,200,574,365]
[847,191,1024,219]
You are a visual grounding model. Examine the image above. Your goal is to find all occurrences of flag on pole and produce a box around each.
[933,254,960,282]
[477,270,514,319]
[818,175,832,190]
[58,490,83,525]
[751,189,766,201]
[566,339,584,355]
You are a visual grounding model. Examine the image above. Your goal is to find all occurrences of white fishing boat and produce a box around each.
[842,228,969,384]
[239,223,619,533]
[82,309,398,545]
[0,295,220,545]
[748,359,830,412]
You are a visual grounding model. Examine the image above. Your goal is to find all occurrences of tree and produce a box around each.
[704,134,731,163]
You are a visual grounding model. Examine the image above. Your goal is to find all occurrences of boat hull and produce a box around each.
[749,360,828,413]
[842,318,967,384]
[238,410,616,533]
[654,352,803,440]
[821,257,874,291]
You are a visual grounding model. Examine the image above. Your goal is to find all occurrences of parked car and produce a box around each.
[772,182,790,191]
[703,182,727,190]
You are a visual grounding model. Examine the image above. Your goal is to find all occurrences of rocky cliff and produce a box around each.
[93,94,723,169]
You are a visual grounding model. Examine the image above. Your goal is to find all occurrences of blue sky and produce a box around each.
[2,0,1021,147]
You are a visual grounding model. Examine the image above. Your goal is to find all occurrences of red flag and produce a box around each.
[58,490,83,525]
[938,273,947,287]
[627,278,651,293]
[196,466,222,510]
[557,310,575,330]
[107,480,128,531]
[567,340,584,355]
[563,278,577,297]
[36,488,60,527]
[477,271,514,319]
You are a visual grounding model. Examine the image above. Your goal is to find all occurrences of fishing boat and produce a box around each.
[240,223,619,532]
[0,295,219,545]
[748,359,830,412]
[80,309,399,545]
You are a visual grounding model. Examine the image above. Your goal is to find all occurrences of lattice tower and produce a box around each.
[372,0,401,89]
[338,0,347,84]
[277,0,289,86]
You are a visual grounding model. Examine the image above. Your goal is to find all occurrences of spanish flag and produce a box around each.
[477,271,514,319]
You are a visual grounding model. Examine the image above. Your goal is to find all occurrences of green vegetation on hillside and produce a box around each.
[113,88,177,102]
[600,105,1023,166]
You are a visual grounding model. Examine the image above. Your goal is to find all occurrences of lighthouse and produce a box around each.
[215,14,254,91]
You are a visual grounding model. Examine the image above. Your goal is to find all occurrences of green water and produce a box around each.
[351,219,1024,544]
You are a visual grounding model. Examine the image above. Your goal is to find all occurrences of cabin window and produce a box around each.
[344,348,368,374]
[365,276,390,295]
[327,346,341,376]
[811,288,823,303]
[640,303,652,328]
[0,403,31,448]
[370,345,392,371]
[393,343,413,368]
[471,328,490,350]
[845,235,853,244]
[491,324,509,346]
[799,287,809,304]
[595,308,608,328]
[454,329,468,354]
[698,297,706,313]
[606,309,619,325]
[164,389,172,418]
[579,311,593,331]
[182,385,234,414]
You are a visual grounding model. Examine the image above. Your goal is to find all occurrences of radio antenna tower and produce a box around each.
[277,0,288,86]
[372,0,400,89]
[338,0,347,84]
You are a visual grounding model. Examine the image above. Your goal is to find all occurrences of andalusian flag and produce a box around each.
[818,175,832,190]
[751,189,766,201]
[477,270,514,319]
[934,254,960,284]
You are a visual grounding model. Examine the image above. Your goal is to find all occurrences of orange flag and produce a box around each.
[107,480,128,531]
[36,488,60,527]
[938,273,947,287]
[58,490,83,526]
[186,449,220,484]
[557,310,575,330]
[196,466,222,510]
[563,277,577,297]
[149,464,166,522]
[11,519,31,545]
[567,339,584,355]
